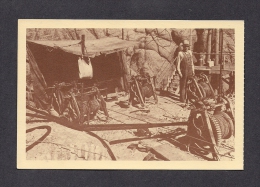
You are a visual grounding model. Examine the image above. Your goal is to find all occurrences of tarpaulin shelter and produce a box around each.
[26,37,137,103]
[26,43,49,109]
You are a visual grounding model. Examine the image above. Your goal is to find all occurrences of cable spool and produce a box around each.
[198,81,213,98]
[214,111,234,138]
[214,114,229,138]
[209,111,234,145]
[187,76,214,103]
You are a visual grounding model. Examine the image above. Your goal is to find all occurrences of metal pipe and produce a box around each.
[82,122,188,131]
[27,105,188,132]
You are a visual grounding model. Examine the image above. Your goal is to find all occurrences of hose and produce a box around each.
[26,105,116,160]
[85,131,117,161]
[26,126,52,152]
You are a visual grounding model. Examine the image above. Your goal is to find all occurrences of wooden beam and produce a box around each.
[206,29,212,63]
[211,29,216,60]
[215,29,220,65]
[81,35,85,56]
[122,28,124,40]
[218,29,224,100]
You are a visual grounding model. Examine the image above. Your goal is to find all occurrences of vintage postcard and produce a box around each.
[18,20,244,169]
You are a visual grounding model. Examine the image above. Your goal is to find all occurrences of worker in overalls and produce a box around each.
[176,40,195,103]
[173,42,183,95]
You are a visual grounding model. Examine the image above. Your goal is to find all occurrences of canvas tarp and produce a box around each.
[26,43,49,109]
[27,37,137,58]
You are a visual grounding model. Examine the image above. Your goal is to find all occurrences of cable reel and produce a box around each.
[187,73,215,104]
[209,111,234,145]
[187,108,234,160]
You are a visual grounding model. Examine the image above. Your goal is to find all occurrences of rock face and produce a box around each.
[26,28,234,90]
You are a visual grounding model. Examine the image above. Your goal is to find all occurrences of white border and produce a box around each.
[18,20,244,170]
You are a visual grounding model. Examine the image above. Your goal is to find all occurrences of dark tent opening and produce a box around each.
[27,41,126,94]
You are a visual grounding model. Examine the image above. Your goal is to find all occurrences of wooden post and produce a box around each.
[206,29,212,63]
[195,29,205,66]
[81,35,85,56]
[119,51,130,93]
[122,29,124,40]
[215,29,220,65]
[33,28,39,40]
[80,35,85,125]
[223,55,225,69]
[211,29,215,61]
[218,29,224,101]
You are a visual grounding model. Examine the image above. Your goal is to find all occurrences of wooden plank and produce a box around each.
[195,66,234,75]
[150,143,202,161]
[195,66,234,71]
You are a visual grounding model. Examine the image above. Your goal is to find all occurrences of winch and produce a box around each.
[185,73,235,160]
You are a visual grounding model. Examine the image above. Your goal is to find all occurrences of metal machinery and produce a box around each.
[45,81,109,125]
[186,73,235,160]
[27,73,235,161]
[129,74,158,107]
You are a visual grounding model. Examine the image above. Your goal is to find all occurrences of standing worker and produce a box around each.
[176,40,195,103]
[173,42,183,95]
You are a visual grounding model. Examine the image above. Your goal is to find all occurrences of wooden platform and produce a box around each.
[195,65,235,75]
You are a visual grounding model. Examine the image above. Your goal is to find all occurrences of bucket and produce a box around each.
[208,60,214,67]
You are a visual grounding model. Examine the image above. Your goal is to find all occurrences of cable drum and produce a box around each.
[215,111,234,139]
[198,84,206,98]
[209,111,234,145]
[198,81,213,98]
[186,77,214,103]
[214,114,229,138]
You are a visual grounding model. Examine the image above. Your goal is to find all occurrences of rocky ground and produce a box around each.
[26,93,235,162]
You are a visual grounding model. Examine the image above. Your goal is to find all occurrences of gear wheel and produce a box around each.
[214,111,234,139]
[214,114,229,138]
[208,113,222,146]
[209,111,234,146]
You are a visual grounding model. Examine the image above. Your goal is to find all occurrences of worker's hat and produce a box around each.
[183,39,190,47]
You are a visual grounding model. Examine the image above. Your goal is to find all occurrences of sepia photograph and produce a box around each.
[18,20,244,169]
